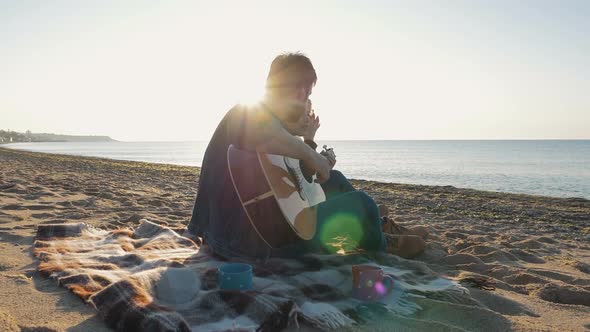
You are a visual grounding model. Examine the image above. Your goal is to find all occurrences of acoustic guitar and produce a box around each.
[227,144,336,248]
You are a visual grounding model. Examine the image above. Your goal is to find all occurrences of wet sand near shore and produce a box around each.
[1,147,589,331]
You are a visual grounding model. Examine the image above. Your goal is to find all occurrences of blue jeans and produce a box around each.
[261,170,386,257]
[308,170,386,253]
[320,169,356,200]
[201,170,386,259]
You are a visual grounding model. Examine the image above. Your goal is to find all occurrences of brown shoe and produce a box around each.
[382,216,429,240]
[384,233,426,259]
[406,225,429,240]
[382,216,406,235]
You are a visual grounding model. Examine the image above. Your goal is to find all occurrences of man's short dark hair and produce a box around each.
[266,52,317,92]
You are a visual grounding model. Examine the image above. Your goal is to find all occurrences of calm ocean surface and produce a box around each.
[4,140,589,199]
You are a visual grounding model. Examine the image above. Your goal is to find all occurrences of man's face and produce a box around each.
[295,84,313,102]
[281,83,313,103]
[269,82,314,136]
[283,99,311,136]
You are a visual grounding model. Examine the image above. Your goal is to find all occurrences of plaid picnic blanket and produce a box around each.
[34,220,505,331]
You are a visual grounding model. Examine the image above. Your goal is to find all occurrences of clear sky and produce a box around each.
[1,0,588,141]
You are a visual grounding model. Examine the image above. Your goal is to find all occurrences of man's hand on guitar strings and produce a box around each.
[303,151,331,184]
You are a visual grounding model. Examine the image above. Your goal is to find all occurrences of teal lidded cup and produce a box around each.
[218,263,253,291]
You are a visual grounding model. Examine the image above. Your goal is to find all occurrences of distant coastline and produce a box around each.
[0,130,116,144]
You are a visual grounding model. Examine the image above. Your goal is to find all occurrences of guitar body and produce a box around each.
[227,144,326,248]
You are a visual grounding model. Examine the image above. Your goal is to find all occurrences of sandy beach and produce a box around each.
[1,147,589,331]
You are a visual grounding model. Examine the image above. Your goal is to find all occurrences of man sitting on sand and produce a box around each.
[186,52,427,259]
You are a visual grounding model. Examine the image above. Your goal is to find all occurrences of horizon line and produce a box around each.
[5,138,589,143]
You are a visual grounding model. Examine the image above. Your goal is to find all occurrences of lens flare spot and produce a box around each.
[318,212,364,254]
[374,281,387,295]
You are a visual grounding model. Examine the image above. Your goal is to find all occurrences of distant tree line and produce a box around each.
[0,130,115,143]
[0,130,35,143]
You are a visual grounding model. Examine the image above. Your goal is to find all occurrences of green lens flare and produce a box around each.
[318,212,364,254]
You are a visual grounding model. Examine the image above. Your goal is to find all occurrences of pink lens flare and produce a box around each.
[374,281,387,295]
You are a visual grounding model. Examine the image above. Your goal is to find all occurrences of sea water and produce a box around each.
[4,140,589,199]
